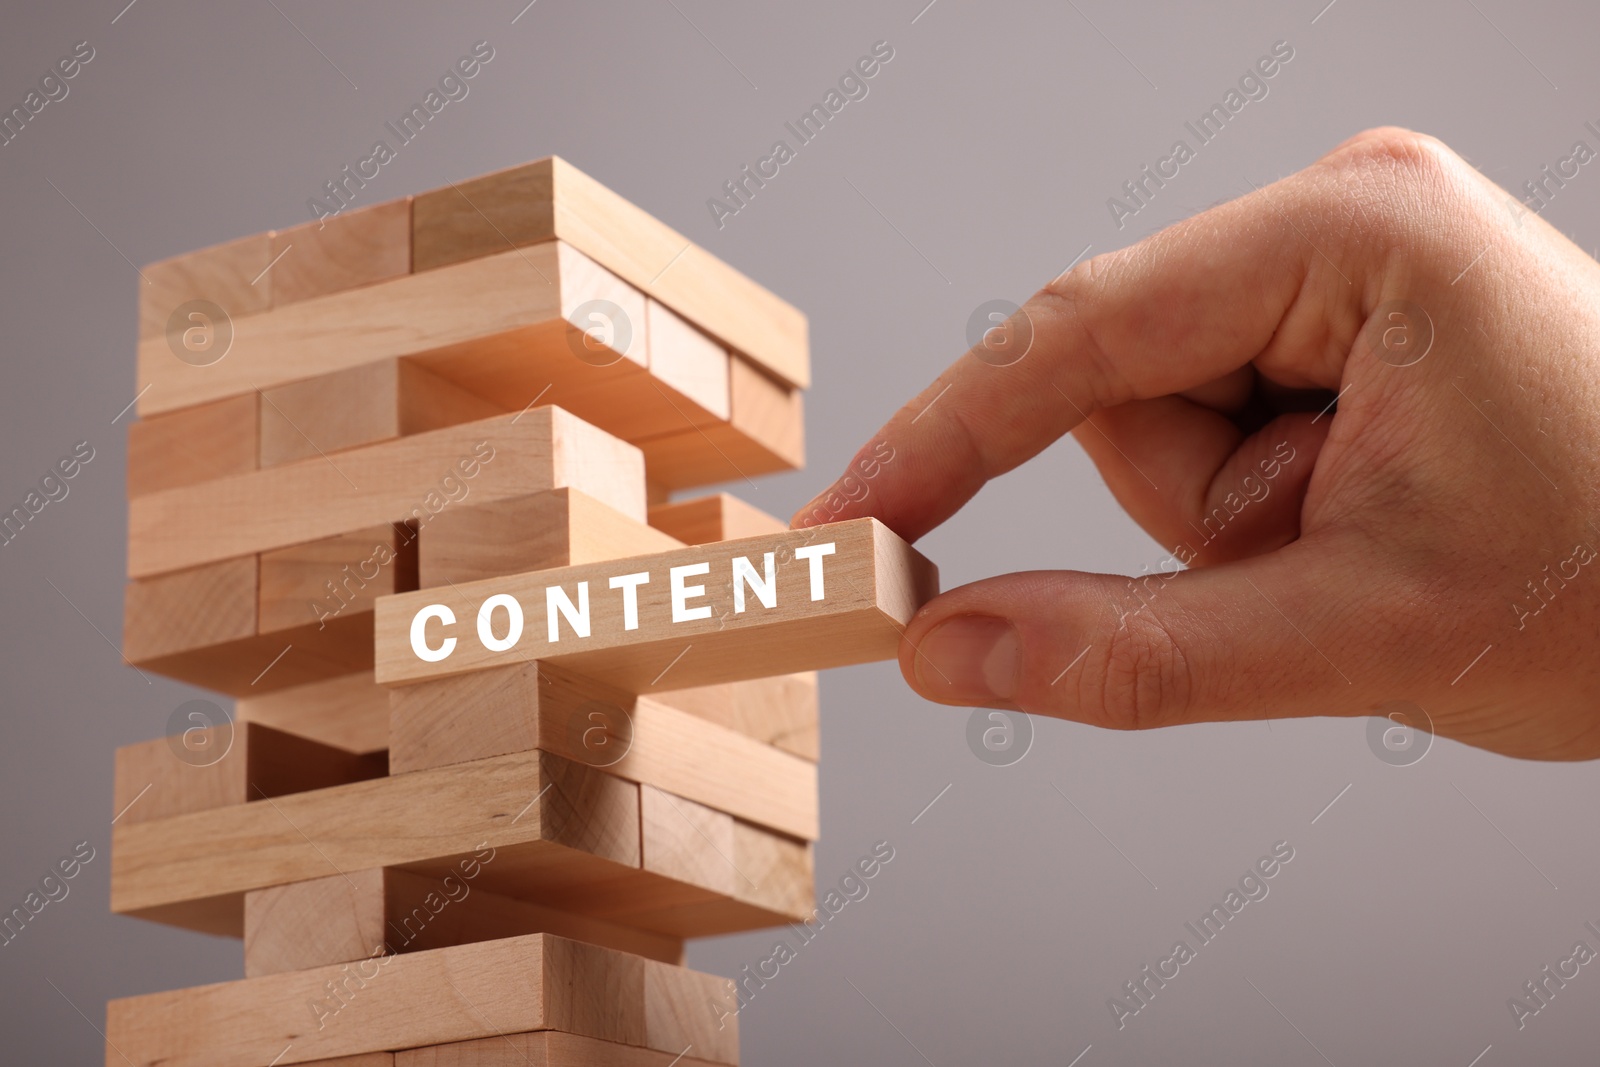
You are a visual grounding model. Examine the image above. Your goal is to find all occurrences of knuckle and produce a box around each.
[1035,251,1133,408]
[1079,608,1194,731]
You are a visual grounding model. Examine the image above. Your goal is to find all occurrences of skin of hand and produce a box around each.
[793,127,1600,761]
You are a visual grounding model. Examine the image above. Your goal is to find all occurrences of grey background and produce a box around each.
[2,0,1598,1062]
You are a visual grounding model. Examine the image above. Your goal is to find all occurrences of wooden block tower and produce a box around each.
[107,159,938,1066]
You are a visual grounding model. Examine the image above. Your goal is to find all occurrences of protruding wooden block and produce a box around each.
[244,868,683,977]
[124,556,257,666]
[104,933,739,1067]
[128,407,645,578]
[258,360,502,468]
[126,394,259,498]
[124,552,377,696]
[420,488,682,588]
[411,156,807,389]
[112,749,640,936]
[397,1031,730,1067]
[637,355,803,489]
[259,523,418,634]
[269,199,412,308]
[375,517,937,693]
[387,662,817,840]
[655,673,819,761]
[139,232,272,342]
[111,721,385,826]
[647,493,786,546]
[234,671,391,754]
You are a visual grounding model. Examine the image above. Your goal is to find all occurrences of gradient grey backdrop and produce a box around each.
[3,1,1599,1062]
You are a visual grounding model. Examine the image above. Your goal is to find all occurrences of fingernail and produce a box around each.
[914,614,1021,702]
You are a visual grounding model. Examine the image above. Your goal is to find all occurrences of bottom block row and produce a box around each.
[106,933,739,1067]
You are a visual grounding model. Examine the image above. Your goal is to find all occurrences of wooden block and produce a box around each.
[124,556,257,664]
[411,156,809,388]
[300,1057,393,1067]
[244,866,684,977]
[269,199,412,308]
[375,517,937,693]
[112,721,385,826]
[125,556,375,695]
[103,933,738,1067]
[139,232,272,342]
[128,407,644,578]
[420,488,682,588]
[259,523,418,633]
[387,662,816,840]
[637,355,803,489]
[258,360,503,468]
[646,300,730,421]
[111,749,640,936]
[655,673,819,761]
[136,241,643,419]
[234,672,391,755]
[398,1031,730,1067]
[647,493,786,546]
[126,394,259,498]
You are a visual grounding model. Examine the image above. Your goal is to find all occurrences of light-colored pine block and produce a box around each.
[259,524,417,634]
[646,493,786,546]
[126,394,259,498]
[300,1056,393,1067]
[124,553,376,695]
[128,407,644,578]
[139,232,273,342]
[387,662,816,840]
[269,199,412,308]
[411,156,808,388]
[234,672,391,755]
[124,556,258,664]
[244,868,682,977]
[135,240,645,420]
[103,933,738,1067]
[655,673,819,761]
[111,722,385,827]
[397,1031,730,1067]
[419,488,682,589]
[111,749,639,935]
[637,355,803,489]
[374,517,937,693]
[258,360,503,468]
[646,299,730,421]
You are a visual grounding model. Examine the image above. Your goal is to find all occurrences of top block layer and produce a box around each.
[374,518,937,691]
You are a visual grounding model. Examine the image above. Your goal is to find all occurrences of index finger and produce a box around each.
[792,161,1361,542]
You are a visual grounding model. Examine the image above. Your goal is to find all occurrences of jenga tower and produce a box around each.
[106,158,937,1066]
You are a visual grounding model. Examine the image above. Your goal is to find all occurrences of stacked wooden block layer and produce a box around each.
[109,158,937,1065]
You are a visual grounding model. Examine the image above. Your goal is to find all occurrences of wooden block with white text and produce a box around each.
[103,933,739,1067]
[411,156,808,388]
[111,722,385,827]
[419,488,681,588]
[375,517,936,692]
[128,407,644,578]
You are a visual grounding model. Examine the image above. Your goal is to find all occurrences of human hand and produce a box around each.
[795,127,1600,760]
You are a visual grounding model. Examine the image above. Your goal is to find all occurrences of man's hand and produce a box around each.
[794,127,1600,760]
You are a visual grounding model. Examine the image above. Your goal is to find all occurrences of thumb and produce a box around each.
[899,541,1377,730]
